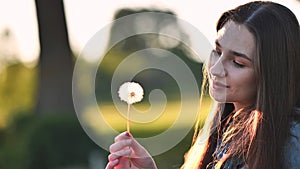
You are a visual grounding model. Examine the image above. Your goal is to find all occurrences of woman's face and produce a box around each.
[208,21,257,110]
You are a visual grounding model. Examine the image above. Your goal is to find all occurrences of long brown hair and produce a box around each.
[182,1,300,169]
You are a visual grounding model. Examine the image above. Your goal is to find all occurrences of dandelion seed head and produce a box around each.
[118,82,144,104]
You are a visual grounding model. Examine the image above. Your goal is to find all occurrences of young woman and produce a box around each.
[105,1,300,169]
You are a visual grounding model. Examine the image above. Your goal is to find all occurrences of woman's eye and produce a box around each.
[233,60,245,68]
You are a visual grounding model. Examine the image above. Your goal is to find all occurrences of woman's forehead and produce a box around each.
[216,21,256,59]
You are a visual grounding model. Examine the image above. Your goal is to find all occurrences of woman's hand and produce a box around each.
[105,131,158,169]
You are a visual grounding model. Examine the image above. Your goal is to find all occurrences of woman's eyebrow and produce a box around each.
[230,50,252,62]
[215,40,252,62]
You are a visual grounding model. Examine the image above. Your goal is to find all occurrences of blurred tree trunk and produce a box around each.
[35,0,74,115]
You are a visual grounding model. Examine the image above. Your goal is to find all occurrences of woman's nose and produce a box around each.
[209,57,227,78]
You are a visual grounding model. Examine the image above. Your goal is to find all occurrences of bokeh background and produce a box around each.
[0,0,299,169]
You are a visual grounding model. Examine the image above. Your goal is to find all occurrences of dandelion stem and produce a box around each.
[127,104,131,133]
[127,103,132,167]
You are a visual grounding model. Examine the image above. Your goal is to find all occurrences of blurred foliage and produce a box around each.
[0,113,107,169]
[0,63,37,128]
[154,128,194,168]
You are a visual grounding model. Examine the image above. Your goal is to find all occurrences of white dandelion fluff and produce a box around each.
[118,82,144,104]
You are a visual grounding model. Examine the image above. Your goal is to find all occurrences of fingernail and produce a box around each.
[125,132,131,137]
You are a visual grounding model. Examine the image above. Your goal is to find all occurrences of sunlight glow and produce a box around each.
[0,0,299,64]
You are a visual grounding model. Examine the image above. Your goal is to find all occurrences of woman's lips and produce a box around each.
[212,80,229,89]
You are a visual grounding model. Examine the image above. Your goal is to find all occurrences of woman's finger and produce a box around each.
[113,132,150,158]
[109,139,132,153]
[114,131,131,142]
[105,159,119,169]
[108,148,132,161]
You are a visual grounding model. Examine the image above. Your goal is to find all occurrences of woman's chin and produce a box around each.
[209,88,227,103]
